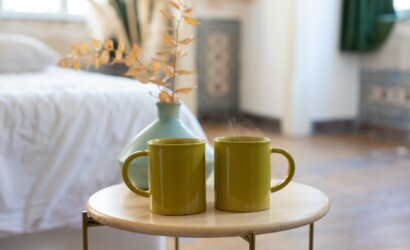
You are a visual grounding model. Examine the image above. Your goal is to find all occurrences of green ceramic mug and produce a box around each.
[122,138,206,215]
[214,136,295,212]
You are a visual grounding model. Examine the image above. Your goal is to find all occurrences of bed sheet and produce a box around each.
[0,67,207,237]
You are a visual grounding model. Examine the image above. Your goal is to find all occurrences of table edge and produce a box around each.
[87,199,329,238]
[86,184,330,238]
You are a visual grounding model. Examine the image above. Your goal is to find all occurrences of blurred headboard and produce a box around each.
[0,19,91,54]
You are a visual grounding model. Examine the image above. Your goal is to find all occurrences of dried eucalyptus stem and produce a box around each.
[58,0,199,103]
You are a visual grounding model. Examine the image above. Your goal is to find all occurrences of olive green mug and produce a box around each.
[122,138,206,215]
[214,136,295,212]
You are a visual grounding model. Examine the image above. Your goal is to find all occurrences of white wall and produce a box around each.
[241,0,294,119]
[296,0,360,121]
[283,0,360,135]
[198,0,361,135]
[197,0,294,119]
[259,0,360,135]
[197,0,245,19]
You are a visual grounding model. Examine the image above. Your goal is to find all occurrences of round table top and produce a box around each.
[87,181,330,238]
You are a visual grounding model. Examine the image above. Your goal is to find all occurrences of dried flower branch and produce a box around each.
[58,0,199,104]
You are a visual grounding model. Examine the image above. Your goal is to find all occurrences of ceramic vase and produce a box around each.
[117,102,214,189]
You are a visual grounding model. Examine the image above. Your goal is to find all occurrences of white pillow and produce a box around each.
[0,33,61,73]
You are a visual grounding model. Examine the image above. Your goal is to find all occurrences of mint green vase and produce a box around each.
[117,102,214,189]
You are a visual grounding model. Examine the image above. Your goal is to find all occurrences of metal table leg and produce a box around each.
[82,212,88,250]
[82,211,104,250]
[175,237,179,250]
[309,223,314,250]
[241,232,256,250]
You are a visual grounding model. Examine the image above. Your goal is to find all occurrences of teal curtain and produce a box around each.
[341,0,396,52]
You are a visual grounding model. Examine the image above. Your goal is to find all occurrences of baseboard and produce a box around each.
[239,112,281,132]
[201,115,362,135]
[359,122,410,141]
[198,112,238,122]
[312,119,355,134]
[199,112,281,132]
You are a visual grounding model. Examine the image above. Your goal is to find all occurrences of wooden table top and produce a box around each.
[87,181,330,238]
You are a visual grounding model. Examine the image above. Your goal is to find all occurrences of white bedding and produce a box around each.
[0,67,207,237]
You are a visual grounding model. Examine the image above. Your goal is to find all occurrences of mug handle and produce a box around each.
[122,150,151,197]
[270,148,296,193]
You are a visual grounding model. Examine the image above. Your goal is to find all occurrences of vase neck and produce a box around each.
[157,103,180,121]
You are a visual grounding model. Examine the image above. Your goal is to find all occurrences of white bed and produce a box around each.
[0,66,207,248]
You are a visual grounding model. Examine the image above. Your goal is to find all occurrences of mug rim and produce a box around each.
[214,136,270,144]
[148,138,205,146]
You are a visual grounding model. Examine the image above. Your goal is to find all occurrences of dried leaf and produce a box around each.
[136,77,150,83]
[93,53,100,69]
[184,6,193,14]
[125,68,142,77]
[92,39,101,50]
[162,75,170,83]
[156,50,174,56]
[80,42,90,53]
[57,58,72,68]
[130,44,141,57]
[100,50,110,64]
[104,39,114,50]
[70,45,81,56]
[163,33,175,45]
[163,65,174,77]
[57,58,66,68]
[159,90,171,103]
[152,57,170,64]
[176,69,195,75]
[123,55,136,66]
[86,55,93,70]
[172,95,180,103]
[169,0,181,10]
[176,49,188,57]
[183,16,200,26]
[117,39,125,52]
[150,61,162,72]
[175,86,196,94]
[73,58,81,71]
[160,9,175,20]
[149,78,168,86]
[179,35,195,45]
[115,50,123,61]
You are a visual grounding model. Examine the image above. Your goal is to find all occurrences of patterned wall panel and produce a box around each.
[359,70,410,140]
[196,19,240,118]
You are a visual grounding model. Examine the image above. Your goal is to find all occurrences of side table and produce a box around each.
[83,181,330,250]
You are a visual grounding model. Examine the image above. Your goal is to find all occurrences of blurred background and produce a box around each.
[0,0,409,249]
